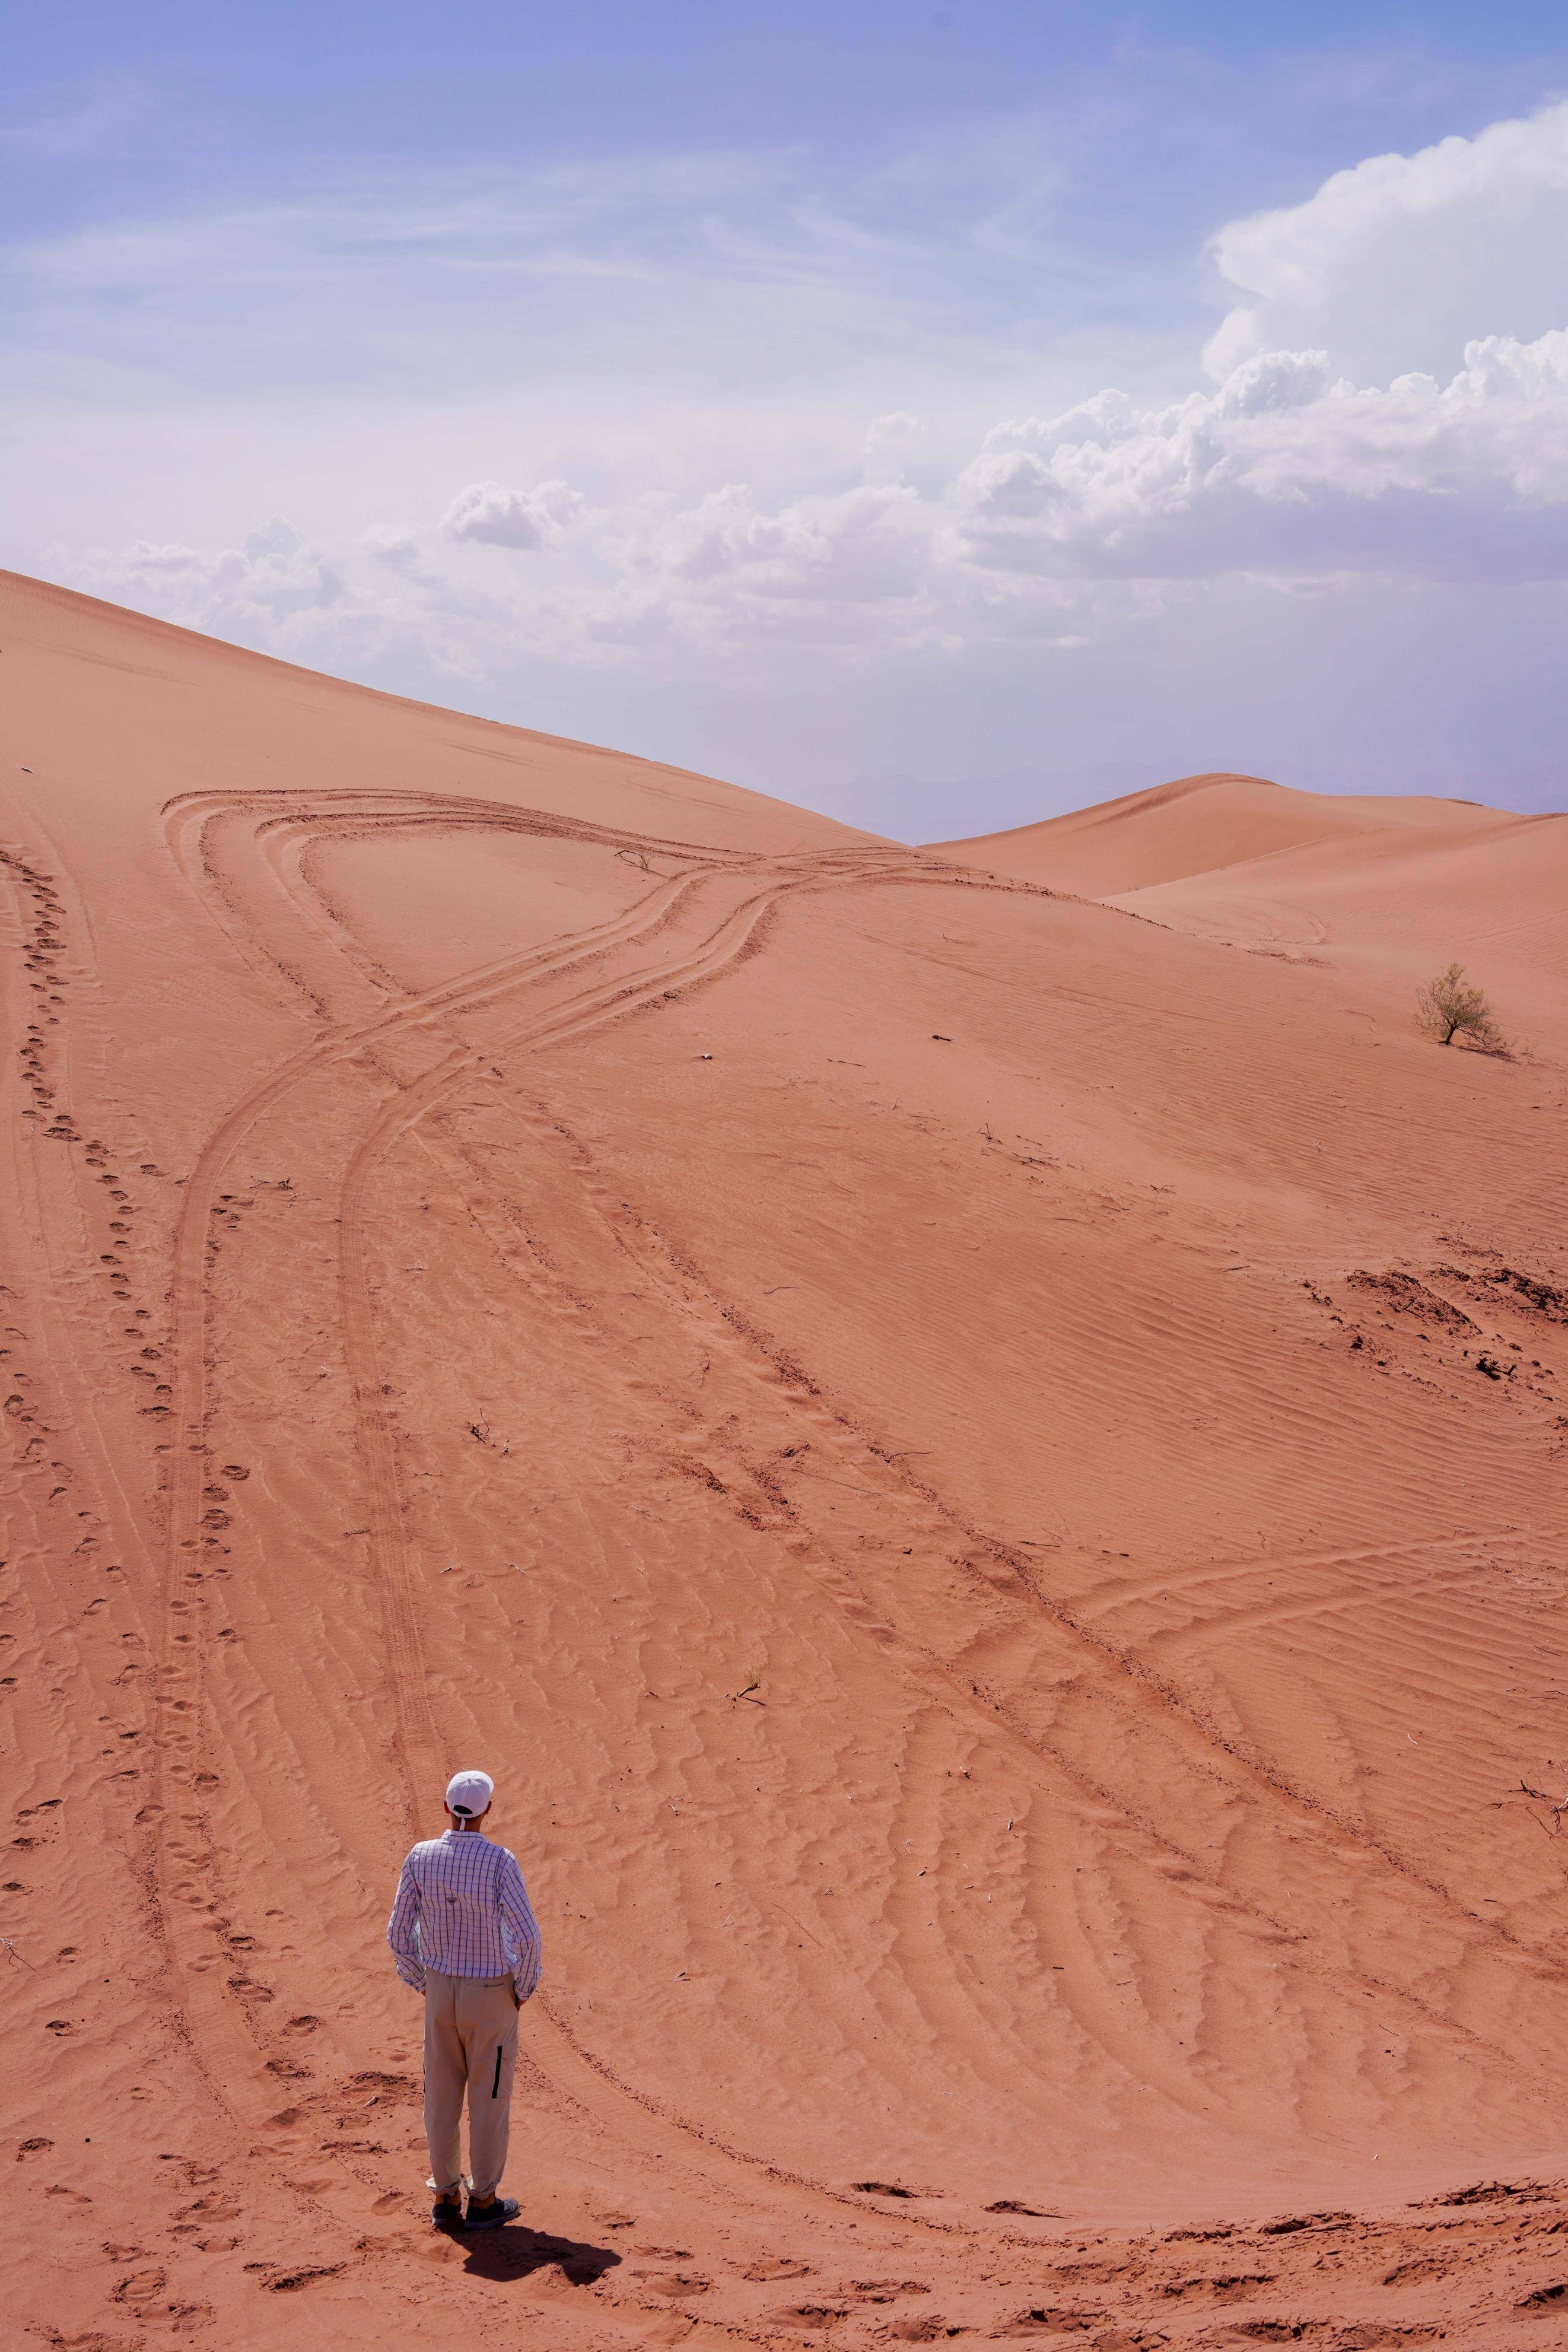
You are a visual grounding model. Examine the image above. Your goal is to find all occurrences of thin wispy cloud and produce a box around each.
[0,68,161,160]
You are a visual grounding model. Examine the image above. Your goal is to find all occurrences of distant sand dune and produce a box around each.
[940,768,1567,1055]
[934,767,1521,894]
[5,570,1566,2347]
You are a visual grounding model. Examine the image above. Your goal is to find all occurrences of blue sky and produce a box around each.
[5,4,1568,832]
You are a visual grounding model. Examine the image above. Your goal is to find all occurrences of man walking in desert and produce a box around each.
[387,1768,543,2229]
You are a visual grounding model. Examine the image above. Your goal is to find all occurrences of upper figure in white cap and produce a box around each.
[386,1768,542,2232]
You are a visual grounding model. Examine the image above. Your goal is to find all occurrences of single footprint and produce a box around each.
[636,2274,710,2299]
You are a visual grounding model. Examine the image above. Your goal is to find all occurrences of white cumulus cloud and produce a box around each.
[441,478,582,549]
[626,481,929,606]
[1206,97,1568,383]
[71,518,348,627]
[961,332,1568,581]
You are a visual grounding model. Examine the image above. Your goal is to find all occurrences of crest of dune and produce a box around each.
[7,570,1567,2345]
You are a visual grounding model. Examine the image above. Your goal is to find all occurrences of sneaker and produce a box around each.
[431,2195,464,2228]
[463,2194,519,2230]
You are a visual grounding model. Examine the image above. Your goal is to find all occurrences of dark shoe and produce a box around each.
[431,2195,464,2228]
[463,2194,519,2230]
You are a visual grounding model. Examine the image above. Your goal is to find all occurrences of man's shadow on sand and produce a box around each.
[457,2220,622,2287]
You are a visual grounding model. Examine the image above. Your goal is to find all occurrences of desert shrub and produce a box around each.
[1416,962,1507,1053]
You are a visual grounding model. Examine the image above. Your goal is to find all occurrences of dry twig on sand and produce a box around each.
[1514,1779,1568,1838]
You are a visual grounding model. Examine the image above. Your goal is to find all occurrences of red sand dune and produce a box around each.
[934,770,1520,895]
[939,771,1568,1067]
[5,571,1568,2347]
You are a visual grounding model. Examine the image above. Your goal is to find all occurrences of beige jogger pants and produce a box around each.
[422,1969,520,2200]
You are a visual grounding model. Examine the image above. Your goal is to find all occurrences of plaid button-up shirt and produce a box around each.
[387,1829,542,2000]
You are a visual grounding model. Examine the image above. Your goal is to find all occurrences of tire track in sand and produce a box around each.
[335,864,847,1817]
[152,834,741,2128]
[323,844,1024,2249]
[156,794,927,2273]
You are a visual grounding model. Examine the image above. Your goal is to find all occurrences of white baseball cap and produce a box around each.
[445,1769,494,1820]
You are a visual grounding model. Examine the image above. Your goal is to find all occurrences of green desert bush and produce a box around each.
[1416,962,1507,1053]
